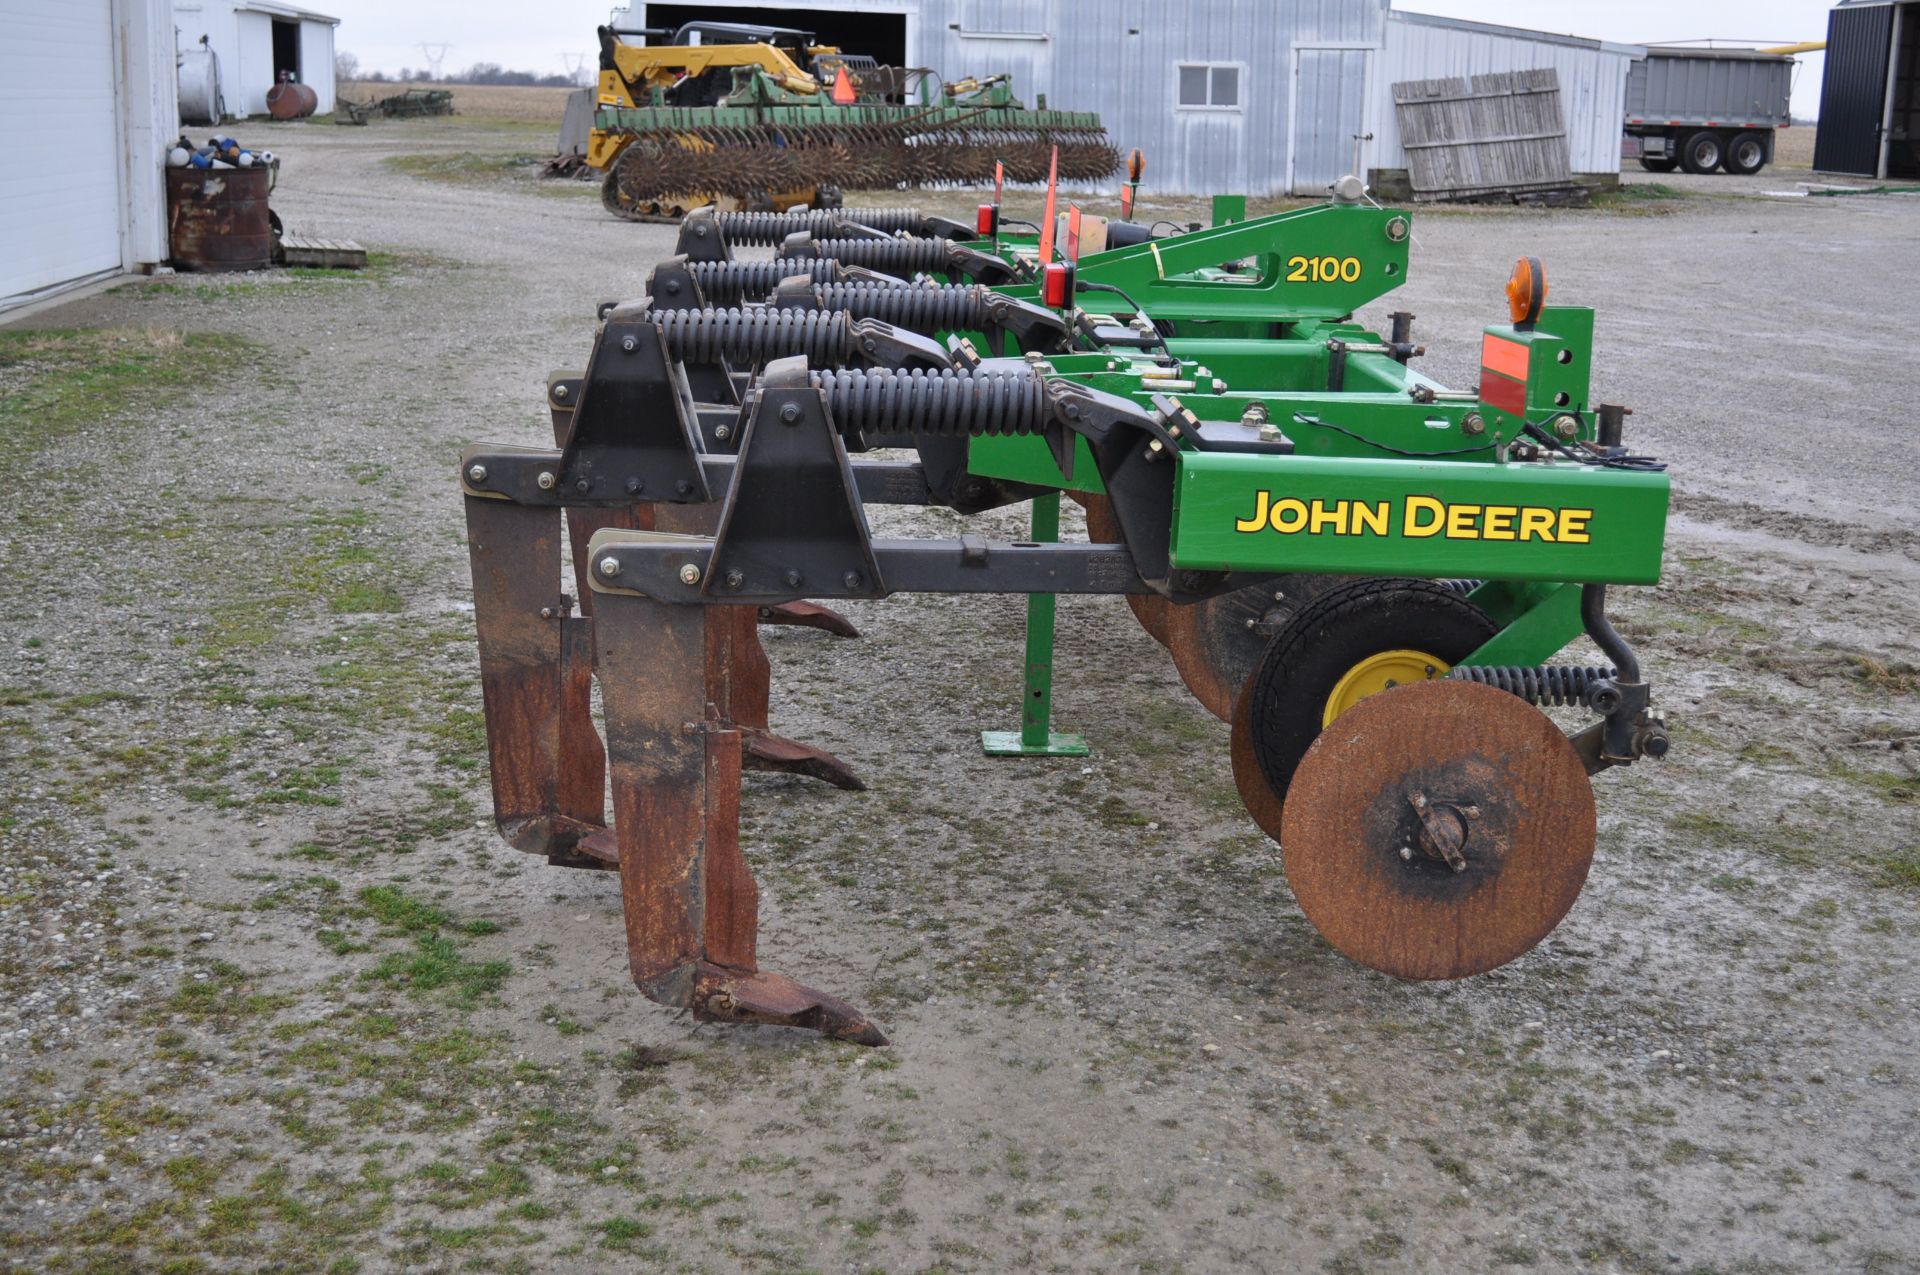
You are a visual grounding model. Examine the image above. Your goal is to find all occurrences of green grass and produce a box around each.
[0,328,256,463]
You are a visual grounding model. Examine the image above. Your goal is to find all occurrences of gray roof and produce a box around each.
[1390,9,1644,58]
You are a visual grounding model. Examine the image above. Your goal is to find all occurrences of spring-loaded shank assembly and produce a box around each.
[461,192,1675,1045]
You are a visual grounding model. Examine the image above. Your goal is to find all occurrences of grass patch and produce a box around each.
[0,328,256,464]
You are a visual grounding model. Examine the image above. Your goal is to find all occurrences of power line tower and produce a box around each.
[417,42,451,81]
[561,52,590,85]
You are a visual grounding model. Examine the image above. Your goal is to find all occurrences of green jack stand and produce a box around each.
[981,492,1090,758]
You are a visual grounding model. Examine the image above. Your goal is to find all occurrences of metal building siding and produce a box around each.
[1814,2,1897,174]
[914,0,1385,195]
[1376,12,1637,176]
[0,0,123,305]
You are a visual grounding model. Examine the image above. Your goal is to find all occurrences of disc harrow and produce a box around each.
[460,188,1674,1046]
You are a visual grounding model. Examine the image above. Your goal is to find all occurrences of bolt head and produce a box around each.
[621,335,637,353]
[714,424,731,440]
[782,569,803,588]
[778,402,802,425]
[723,569,744,590]
[553,384,569,399]
[1461,412,1486,437]
[842,570,861,589]
[598,557,621,577]
[674,479,694,497]
[625,477,642,495]
[575,478,590,495]
[678,563,702,586]
[466,464,488,483]
[536,470,556,490]
[1400,846,1415,861]
[1554,414,1580,440]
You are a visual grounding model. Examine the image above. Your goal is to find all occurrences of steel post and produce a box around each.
[981,493,1090,758]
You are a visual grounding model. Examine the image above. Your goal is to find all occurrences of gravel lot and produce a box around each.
[1,115,1916,1273]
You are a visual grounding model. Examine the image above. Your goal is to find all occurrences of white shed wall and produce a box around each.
[1377,11,1640,176]
[0,0,175,313]
[234,9,275,115]
[298,19,335,113]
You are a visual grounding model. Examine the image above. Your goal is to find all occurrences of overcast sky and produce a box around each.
[323,0,1834,116]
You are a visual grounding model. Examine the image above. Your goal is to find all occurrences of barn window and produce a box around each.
[1177,63,1240,110]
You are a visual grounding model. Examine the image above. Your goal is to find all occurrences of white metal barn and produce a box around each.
[0,0,178,314]
[1375,11,1644,193]
[620,0,1638,195]
[172,0,339,119]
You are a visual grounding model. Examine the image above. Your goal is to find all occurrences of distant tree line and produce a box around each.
[335,52,579,87]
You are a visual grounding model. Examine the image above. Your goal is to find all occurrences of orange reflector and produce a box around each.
[1480,333,1530,381]
[1506,256,1546,329]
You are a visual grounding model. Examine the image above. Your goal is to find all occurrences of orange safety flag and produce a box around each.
[831,68,857,104]
[994,160,1004,205]
[1037,146,1060,262]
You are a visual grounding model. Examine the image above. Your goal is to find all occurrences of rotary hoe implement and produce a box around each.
[460,185,1672,1045]
[590,21,1118,221]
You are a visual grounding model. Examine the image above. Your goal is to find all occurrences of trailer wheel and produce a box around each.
[1679,131,1725,175]
[1233,578,1499,815]
[1723,131,1767,175]
[1637,155,1678,173]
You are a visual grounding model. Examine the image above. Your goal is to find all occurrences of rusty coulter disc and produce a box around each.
[1162,575,1355,722]
[1279,679,1596,980]
[1078,492,1172,647]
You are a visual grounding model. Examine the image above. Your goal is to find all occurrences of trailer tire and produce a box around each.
[1723,131,1767,175]
[1637,154,1678,173]
[1679,131,1725,175]
[1242,578,1499,811]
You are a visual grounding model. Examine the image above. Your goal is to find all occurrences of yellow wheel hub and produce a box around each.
[1322,649,1451,727]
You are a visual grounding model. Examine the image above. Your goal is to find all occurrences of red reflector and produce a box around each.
[1480,372,1528,417]
[1042,262,1072,308]
[976,204,996,236]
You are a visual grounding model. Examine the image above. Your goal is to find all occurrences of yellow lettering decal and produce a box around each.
[1269,498,1309,534]
[1351,500,1390,536]
[1482,505,1517,540]
[1558,507,1593,544]
[1518,507,1557,542]
[1285,256,1310,283]
[1445,503,1483,539]
[1235,490,1271,532]
[1405,496,1445,538]
[1309,499,1348,536]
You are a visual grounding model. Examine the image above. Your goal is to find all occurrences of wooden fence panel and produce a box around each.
[1391,69,1573,200]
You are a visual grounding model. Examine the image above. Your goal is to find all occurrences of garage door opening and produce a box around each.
[637,6,907,69]
[271,18,301,83]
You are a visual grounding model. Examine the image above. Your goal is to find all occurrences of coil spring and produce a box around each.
[808,368,1045,437]
[814,282,989,335]
[801,237,952,275]
[714,208,924,245]
[651,307,850,367]
[1447,665,1615,708]
[679,258,838,306]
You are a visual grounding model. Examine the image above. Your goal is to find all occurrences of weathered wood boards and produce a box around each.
[1392,69,1577,202]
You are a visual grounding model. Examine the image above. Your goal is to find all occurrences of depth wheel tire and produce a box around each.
[1722,131,1766,176]
[1679,131,1724,175]
[1243,578,1498,812]
[1637,154,1678,173]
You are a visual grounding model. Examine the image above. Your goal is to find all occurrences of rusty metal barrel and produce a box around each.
[166,167,275,272]
[266,81,318,120]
